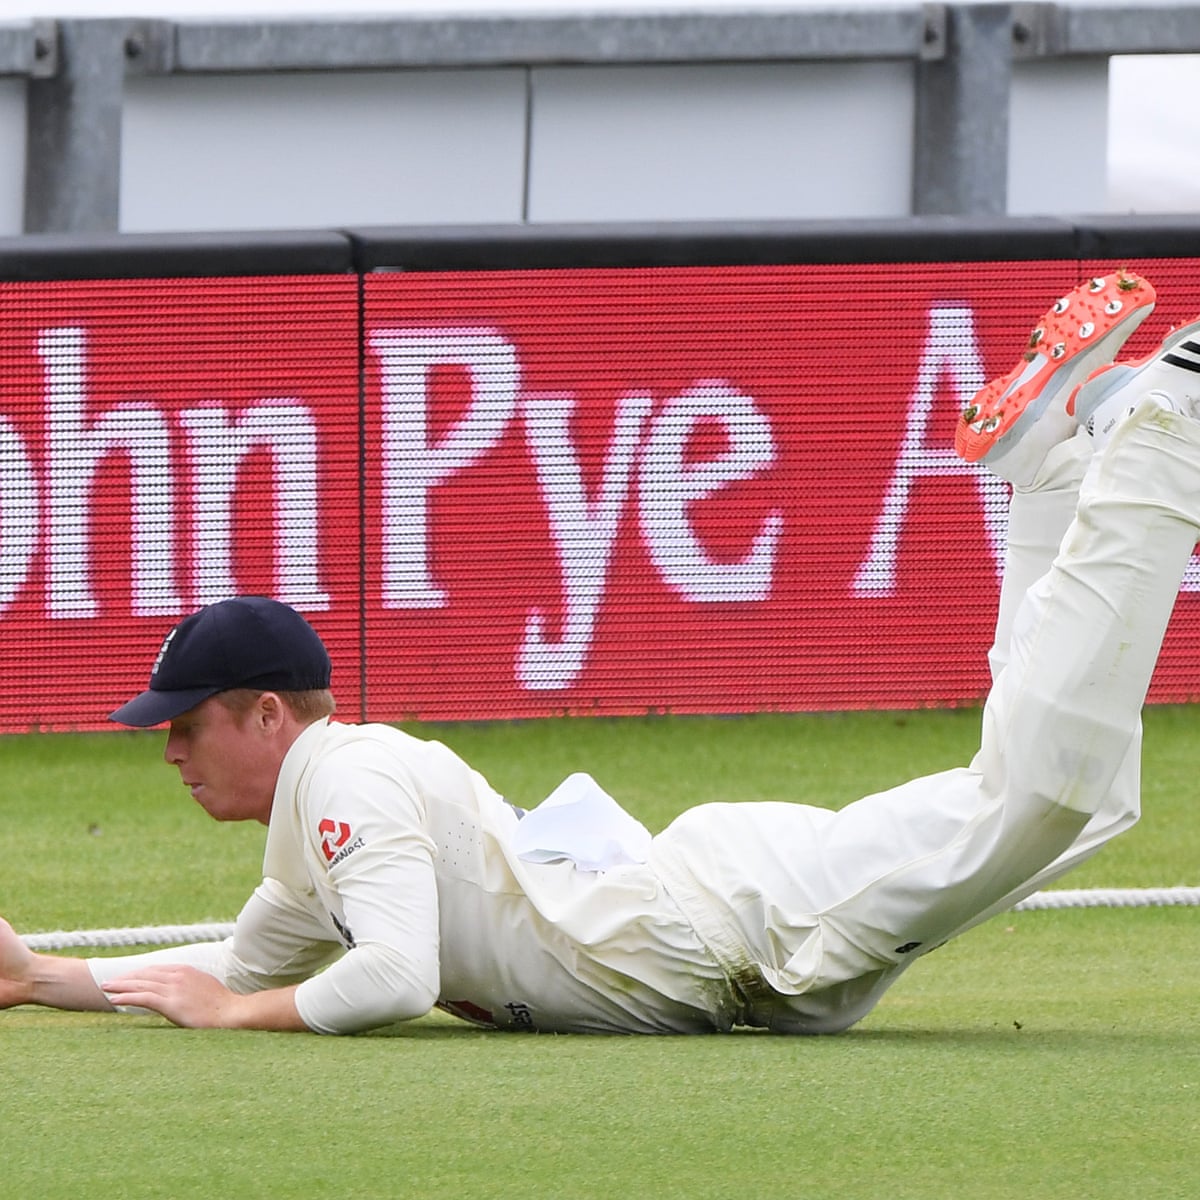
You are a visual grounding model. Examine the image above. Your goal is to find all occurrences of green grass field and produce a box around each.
[2,709,1197,1199]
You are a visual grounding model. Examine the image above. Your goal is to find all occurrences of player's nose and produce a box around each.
[163,728,186,765]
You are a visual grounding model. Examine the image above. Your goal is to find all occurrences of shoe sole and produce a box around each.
[955,272,1156,472]
[1068,316,1200,428]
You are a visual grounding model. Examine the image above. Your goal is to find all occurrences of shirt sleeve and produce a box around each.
[291,744,443,1035]
[87,877,344,1006]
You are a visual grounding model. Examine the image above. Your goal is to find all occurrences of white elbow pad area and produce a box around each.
[293,940,438,1035]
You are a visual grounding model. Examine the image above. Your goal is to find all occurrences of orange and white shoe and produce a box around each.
[1070,315,1200,446]
[956,271,1157,485]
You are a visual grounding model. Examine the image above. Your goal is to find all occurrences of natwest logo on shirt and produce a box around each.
[318,818,354,863]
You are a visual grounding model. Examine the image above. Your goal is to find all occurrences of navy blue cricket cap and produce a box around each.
[108,596,332,728]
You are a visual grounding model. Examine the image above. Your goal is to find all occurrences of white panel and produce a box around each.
[119,69,528,232]
[1108,54,1200,214]
[1008,59,1108,216]
[0,80,26,236]
[528,62,914,222]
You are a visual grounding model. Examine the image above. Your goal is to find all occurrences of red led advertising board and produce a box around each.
[3,260,1200,730]
[0,277,363,731]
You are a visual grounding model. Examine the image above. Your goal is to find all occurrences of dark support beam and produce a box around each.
[913,4,1015,215]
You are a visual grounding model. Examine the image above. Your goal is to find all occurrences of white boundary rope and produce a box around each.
[1012,885,1200,910]
[23,922,237,952]
[19,886,1200,951]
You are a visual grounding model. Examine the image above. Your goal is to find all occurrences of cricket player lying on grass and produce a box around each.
[1,271,1197,1036]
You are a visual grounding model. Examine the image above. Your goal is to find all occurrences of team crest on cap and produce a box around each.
[149,625,179,681]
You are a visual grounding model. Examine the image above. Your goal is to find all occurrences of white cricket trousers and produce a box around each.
[651,403,1200,1033]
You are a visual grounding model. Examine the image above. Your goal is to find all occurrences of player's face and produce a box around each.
[163,696,280,824]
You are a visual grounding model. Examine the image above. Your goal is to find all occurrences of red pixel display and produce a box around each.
[0,276,363,731]
[3,260,1200,730]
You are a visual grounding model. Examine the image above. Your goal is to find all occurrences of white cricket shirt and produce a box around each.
[92,718,737,1034]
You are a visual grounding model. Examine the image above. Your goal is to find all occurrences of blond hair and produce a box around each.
[215,687,336,724]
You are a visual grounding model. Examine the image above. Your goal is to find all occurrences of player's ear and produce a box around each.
[255,690,288,734]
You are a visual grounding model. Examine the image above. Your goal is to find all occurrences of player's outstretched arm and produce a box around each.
[0,917,115,1013]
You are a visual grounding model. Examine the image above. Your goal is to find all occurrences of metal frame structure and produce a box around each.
[3,4,1200,233]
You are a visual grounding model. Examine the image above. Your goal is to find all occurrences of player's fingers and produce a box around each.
[100,986,157,1007]
[100,975,178,1005]
[103,965,192,992]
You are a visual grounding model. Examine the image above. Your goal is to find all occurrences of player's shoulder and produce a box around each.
[310,720,425,775]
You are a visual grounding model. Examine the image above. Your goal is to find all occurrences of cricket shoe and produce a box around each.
[1069,315,1200,447]
[955,271,1156,485]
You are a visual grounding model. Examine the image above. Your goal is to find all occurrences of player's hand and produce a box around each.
[0,916,35,1003]
[0,917,36,1008]
[101,964,238,1029]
